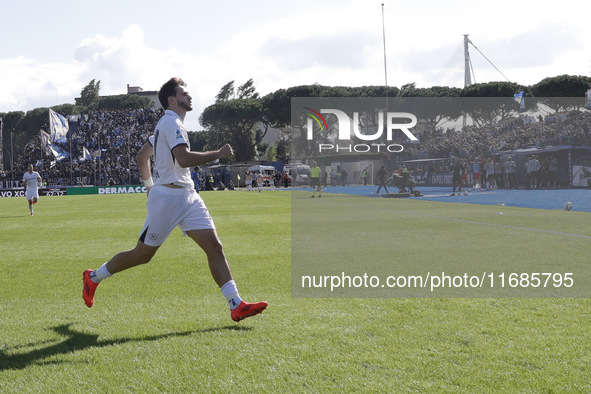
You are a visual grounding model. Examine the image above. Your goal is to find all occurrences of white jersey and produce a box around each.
[149,110,193,188]
[23,171,41,190]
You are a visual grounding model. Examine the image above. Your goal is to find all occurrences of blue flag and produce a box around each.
[48,144,69,161]
[513,91,525,113]
[49,109,69,143]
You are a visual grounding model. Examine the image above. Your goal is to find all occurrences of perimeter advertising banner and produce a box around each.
[290,97,591,298]
[67,185,148,195]
[0,186,147,197]
[0,187,67,197]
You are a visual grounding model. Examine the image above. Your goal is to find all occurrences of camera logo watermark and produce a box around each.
[303,107,418,153]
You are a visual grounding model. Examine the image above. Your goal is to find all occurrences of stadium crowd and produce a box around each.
[408,110,591,159]
[11,108,163,186]
[4,107,590,188]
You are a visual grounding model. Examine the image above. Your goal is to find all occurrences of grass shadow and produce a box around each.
[0,323,252,371]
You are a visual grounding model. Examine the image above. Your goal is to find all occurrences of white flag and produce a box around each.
[40,130,52,155]
[49,109,69,143]
[48,144,69,161]
[81,147,92,161]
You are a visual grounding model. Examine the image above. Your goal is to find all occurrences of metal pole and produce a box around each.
[10,130,14,182]
[39,131,43,182]
[381,4,388,110]
[128,132,131,184]
[69,121,73,186]
[0,117,4,172]
[463,34,472,87]
[463,34,471,128]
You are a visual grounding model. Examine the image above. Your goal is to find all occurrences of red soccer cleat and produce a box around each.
[82,269,99,308]
[231,301,268,322]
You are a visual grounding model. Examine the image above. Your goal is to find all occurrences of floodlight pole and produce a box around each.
[382,3,389,110]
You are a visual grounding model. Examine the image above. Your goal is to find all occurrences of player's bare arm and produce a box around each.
[172,143,233,168]
[137,142,153,182]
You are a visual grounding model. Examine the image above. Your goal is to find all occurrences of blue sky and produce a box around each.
[1,0,589,130]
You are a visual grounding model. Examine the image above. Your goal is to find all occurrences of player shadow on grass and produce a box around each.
[0,323,252,371]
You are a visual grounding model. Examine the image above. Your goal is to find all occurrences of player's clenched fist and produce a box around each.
[218,144,233,158]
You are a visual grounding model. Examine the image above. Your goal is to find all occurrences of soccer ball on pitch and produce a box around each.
[564,201,573,211]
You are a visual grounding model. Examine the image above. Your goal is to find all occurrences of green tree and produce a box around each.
[77,79,101,110]
[264,145,277,162]
[460,82,530,126]
[187,130,215,153]
[20,107,51,143]
[461,81,527,98]
[531,75,591,112]
[532,75,590,97]
[396,86,463,133]
[98,94,154,111]
[200,98,267,161]
[201,80,270,161]
[237,79,259,99]
[0,111,25,170]
[215,81,235,103]
[51,103,80,116]
[275,138,289,161]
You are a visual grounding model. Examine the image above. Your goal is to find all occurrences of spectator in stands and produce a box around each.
[485,157,496,190]
[494,157,504,188]
[192,166,201,193]
[526,155,541,189]
[548,155,558,188]
[503,156,516,189]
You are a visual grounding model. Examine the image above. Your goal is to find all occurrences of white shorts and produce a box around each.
[140,186,215,247]
[26,189,39,200]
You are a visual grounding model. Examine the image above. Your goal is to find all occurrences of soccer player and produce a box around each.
[310,161,321,197]
[256,172,264,192]
[83,78,267,322]
[23,164,42,216]
[245,172,253,191]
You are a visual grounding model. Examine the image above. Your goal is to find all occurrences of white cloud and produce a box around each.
[1,0,589,134]
[0,25,213,129]
[0,56,80,112]
[74,25,199,95]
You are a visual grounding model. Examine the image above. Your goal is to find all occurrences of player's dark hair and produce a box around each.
[158,78,186,109]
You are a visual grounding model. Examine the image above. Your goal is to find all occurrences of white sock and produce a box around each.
[90,262,112,284]
[220,280,243,310]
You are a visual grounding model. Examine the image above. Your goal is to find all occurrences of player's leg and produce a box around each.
[188,228,267,322]
[188,229,232,286]
[83,240,159,307]
[83,186,179,307]
[104,240,159,274]
[26,189,35,215]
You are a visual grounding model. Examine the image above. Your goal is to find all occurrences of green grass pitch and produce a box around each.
[0,190,589,392]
